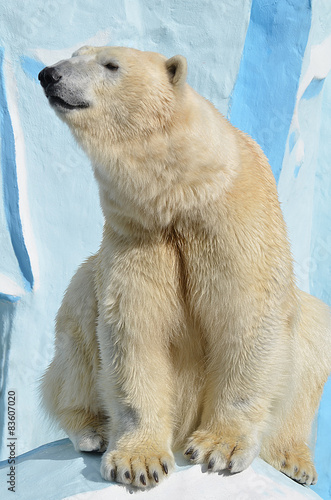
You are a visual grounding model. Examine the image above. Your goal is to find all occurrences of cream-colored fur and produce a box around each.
[39,46,331,488]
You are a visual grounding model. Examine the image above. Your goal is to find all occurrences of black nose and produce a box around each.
[38,67,62,89]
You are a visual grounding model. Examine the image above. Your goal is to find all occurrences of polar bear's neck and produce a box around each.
[95,142,239,236]
[81,87,241,236]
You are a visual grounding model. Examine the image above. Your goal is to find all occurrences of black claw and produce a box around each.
[153,471,159,483]
[161,462,168,475]
[185,447,194,456]
[110,468,116,481]
[228,461,233,470]
[124,470,131,480]
[208,458,215,470]
[140,473,146,486]
[190,450,198,461]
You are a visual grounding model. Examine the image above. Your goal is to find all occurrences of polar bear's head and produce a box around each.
[39,46,187,144]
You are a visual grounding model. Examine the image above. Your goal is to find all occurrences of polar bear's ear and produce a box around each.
[166,55,187,86]
[72,46,93,57]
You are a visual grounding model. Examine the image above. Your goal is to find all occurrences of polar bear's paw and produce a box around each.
[68,427,107,453]
[184,428,260,473]
[268,443,317,486]
[101,447,175,488]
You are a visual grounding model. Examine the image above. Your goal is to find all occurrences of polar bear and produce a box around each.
[39,46,331,488]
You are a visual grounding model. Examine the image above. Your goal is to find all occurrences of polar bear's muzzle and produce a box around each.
[38,65,90,112]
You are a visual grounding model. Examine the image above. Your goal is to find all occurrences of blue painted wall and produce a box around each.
[0,0,330,497]
[229,0,311,183]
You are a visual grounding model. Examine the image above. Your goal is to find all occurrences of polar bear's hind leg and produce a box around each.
[40,255,108,452]
[261,291,331,485]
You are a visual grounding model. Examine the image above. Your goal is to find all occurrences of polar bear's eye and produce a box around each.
[104,62,119,71]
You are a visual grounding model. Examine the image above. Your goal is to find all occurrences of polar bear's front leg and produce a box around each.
[96,237,180,487]
[98,314,176,488]
[184,292,291,474]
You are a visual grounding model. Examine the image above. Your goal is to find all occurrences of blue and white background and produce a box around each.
[0,0,330,498]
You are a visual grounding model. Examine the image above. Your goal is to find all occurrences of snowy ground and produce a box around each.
[0,439,321,500]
